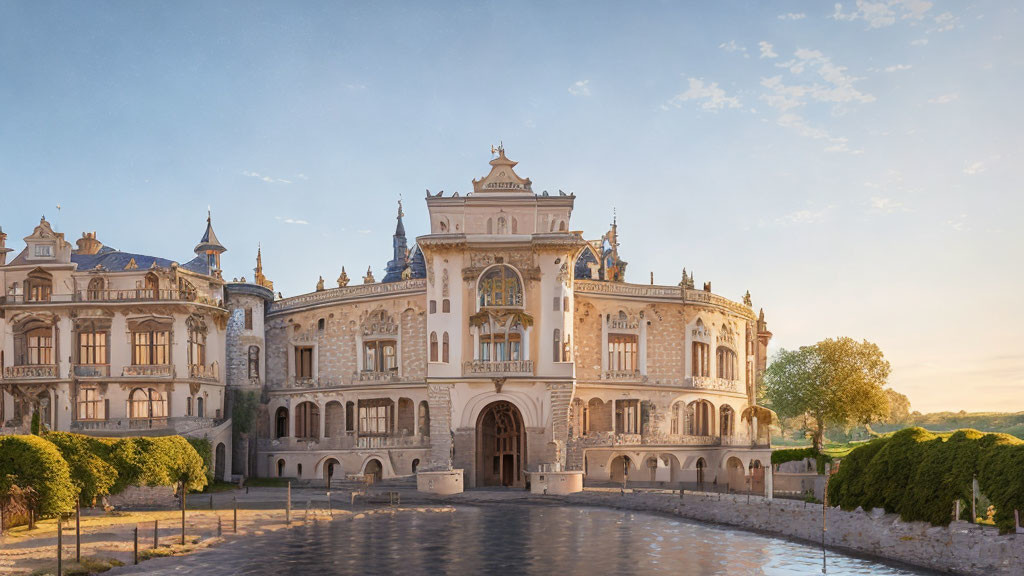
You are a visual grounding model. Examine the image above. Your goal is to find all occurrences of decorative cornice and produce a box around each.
[268,278,426,315]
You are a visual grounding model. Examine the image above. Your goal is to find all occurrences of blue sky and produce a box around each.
[1,2,1021,412]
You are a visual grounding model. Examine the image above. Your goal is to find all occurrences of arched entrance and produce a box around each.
[726,456,745,493]
[324,458,341,487]
[476,401,526,488]
[364,459,383,483]
[610,455,632,485]
[214,443,226,481]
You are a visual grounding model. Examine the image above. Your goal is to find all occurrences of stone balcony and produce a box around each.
[462,359,534,377]
[356,435,430,449]
[257,433,429,451]
[189,363,220,382]
[72,416,222,435]
[122,364,174,378]
[601,369,645,382]
[580,431,724,447]
[687,376,742,393]
[4,364,58,379]
[355,370,400,383]
[74,364,109,378]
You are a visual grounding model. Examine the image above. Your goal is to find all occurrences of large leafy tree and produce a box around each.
[763,337,891,450]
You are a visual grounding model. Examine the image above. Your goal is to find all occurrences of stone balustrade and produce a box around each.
[356,435,430,449]
[268,278,427,314]
[4,364,57,379]
[601,369,643,382]
[580,431,724,447]
[355,370,400,383]
[462,359,534,376]
[687,376,742,393]
[189,362,220,381]
[74,364,109,378]
[122,364,174,377]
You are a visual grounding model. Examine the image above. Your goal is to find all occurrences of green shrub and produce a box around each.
[43,432,118,505]
[828,427,1024,534]
[31,412,40,435]
[0,435,76,516]
[186,437,214,485]
[102,437,208,493]
[771,447,832,474]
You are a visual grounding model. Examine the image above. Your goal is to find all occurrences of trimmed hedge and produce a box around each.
[828,427,1024,534]
[103,436,208,493]
[187,437,214,485]
[44,431,117,505]
[771,447,832,474]
[0,435,76,516]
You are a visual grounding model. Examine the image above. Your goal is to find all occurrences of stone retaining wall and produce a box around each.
[566,490,1024,576]
[105,485,178,509]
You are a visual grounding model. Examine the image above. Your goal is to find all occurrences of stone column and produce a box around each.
[547,382,573,470]
[425,383,453,471]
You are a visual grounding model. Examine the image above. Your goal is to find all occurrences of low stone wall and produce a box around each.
[105,485,178,509]
[566,490,1024,576]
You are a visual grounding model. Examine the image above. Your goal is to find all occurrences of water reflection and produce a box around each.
[112,505,934,576]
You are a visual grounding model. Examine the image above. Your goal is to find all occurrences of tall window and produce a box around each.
[27,328,53,365]
[692,342,710,377]
[720,405,735,437]
[478,265,523,307]
[442,332,450,363]
[479,322,522,362]
[552,328,562,362]
[25,271,52,302]
[133,330,169,365]
[77,387,103,420]
[244,308,253,330]
[363,341,397,372]
[358,399,392,435]
[615,399,640,434]
[296,347,314,378]
[87,277,105,301]
[294,402,320,439]
[687,400,713,436]
[129,388,166,418]
[608,334,638,372]
[430,332,439,362]
[187,318,207,368]
[78,328,107,365]
[442,299,450,313]
[716,346,737,380]
[248,346,260,379]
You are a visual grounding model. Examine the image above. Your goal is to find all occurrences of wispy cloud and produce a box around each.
[663,77,741,111]
[718,40,748,56]
[568,79,591,97]
[776,113,862,154]
[832,0,934,29]
[884,64,912,72]
[946,214,969,232]
[927,92,959,104]
[778,12,806,20]
[963,161,986,175]
[275,216,309,225]
[869,196,907,213]
[777,206,833,225]
[358,229,372,235]
[243,170,292,184]
[759,41,778,59]
[910,38,929,46]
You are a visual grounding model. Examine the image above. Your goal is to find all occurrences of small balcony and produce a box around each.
[687,376,742,393]
[355,370,400,383]
[122,364,174,378]
[601,369,643,382]
[463,359,534,376]
[4,364,57,379]
[189,363,219,382]
[74,364,109,378]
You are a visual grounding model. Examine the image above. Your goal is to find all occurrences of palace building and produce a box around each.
[0,148,774,495]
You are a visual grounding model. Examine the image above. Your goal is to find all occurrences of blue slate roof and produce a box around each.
[69,248,210,275]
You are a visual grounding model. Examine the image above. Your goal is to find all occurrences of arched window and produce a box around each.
[511,218,518,234]
[129,388,166,419]
[345,401,355,432]
[720,405,735,437]
[430,332,439,362]
[187,317,207,372]
[696,457,706,485]
[442,332,450,363]
[197,396,205,418]
[277,459,285,477]
[244,307,253,329]
[692,342,710,377]
[477,265,523,308]
[275,407,289,438]
[552,328,561,362]
[25,269,53,302]
[87,277,105,301]
[670,402,684,435]
[144,272,159,299]
[687,400,714,436]
[497,216,507,234]
[558,220,567,232]
[418,401,430,436]
[716,346,737,380]
[442,299,450,313]
[294,402,320,439]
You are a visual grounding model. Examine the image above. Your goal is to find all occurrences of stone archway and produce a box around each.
[364,459,383,483]
[324,458,341,487]
[725,456,745,493]
[476,401,526,488]
[610,455,633,484]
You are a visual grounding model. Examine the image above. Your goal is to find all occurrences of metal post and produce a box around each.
[286,481,291,524]
[210,494,214,510]
[75,497,81,562]
[57,515,63,576]
[971,475,978,522]
[233,498,238,533]
[217,516,222,537]
[181,482,187,546]
[154,519,159,548]
[133,525,139,565]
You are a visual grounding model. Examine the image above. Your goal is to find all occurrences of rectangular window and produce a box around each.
[358,400,391,435]
[553,296,561,311]
[296,347,314,378]
[615,400,640,434]
[27,332,53,365]
[244,308,253,330]
[692,342,710,377]
[607,334,638,372]
[34,244,53,257]
[78,331,107,365]
[77,388,103,420]
[132,331,169,365]
[27,282,52,302]
[363,340,396,372]
[429,300,437,314]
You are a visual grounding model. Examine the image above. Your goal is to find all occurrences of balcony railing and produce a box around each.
[601,369,643,381]
[189,363,219,381]
[122,364,174,377]
[581,431,723,447]
[463,359,534,376]
[687,376,742,393]
[74,364,109,378]
[3,289,221,306]
[356,435,430,449]
[4,364,57,379]
[356,370,400,383]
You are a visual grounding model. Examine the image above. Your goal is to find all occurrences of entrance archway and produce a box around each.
[726,456,745,493]
[324,458,341,487]
[476,401,526,488]
[364,459,383,483]
[610,455,632,484]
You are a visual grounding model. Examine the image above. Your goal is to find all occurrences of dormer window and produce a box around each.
[478,265,523,308]
[33,244,53,258]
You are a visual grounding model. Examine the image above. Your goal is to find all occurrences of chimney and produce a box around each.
[75,231,103,255]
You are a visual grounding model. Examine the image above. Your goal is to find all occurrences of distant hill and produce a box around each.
[874,411,1024,439]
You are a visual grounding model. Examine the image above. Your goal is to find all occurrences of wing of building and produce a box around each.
[0,149,774,494]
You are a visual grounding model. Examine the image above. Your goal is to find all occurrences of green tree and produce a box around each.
[231,389,259,478]
[762,337,891,451]
[44,431,117,505]
[884,388,911,425]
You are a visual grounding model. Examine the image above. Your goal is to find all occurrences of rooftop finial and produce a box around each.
[398,197,404,220]
[207,206,211,223]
